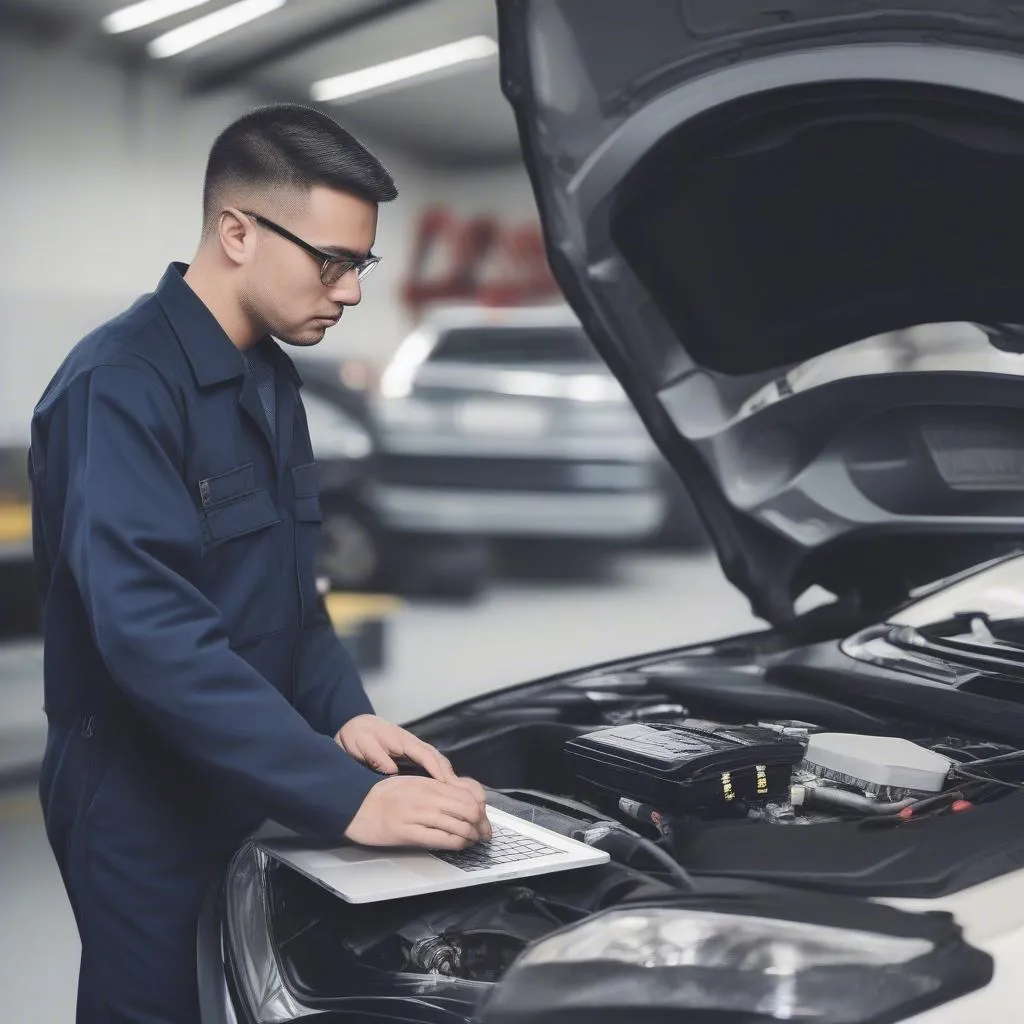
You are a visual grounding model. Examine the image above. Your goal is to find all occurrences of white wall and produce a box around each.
[428,163,538,218]
[0,35,539,444]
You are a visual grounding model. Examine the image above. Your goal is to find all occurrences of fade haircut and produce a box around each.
[202,103,398,227]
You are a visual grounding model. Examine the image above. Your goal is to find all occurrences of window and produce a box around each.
[429,326,602,366]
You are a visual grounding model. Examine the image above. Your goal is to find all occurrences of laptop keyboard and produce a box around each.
[430,823,561,872]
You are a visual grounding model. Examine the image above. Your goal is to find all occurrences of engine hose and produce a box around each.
[793,785,915,816]
[575,822,696,891]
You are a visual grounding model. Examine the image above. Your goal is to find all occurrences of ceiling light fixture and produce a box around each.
[102,0,213,35]
[311,35,498,104]
[148,0,286,59]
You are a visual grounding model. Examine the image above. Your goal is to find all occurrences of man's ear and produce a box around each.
[218,208,256,268]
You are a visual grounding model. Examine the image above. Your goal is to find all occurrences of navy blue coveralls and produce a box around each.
[28,263,382,1023]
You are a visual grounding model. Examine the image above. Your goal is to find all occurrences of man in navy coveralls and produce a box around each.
[28,104,491,1023]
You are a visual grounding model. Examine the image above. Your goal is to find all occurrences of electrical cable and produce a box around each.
[575,822,696,891]
[950,748,1024,769]
[952,765,1024,790]
[931,744,982,762]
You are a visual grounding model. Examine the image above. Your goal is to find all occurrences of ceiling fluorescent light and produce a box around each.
[148,0,285,59]
[311,35,498,104]
[102,0,213,35]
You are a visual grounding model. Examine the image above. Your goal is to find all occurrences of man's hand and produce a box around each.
[344,775,492,849]
[335,714,456,781]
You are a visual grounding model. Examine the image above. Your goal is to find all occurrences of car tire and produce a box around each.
[318,501,389,592]
[0,562,41,639]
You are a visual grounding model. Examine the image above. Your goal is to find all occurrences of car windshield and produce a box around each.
[889,553,1024,647]
[429,326,603,365]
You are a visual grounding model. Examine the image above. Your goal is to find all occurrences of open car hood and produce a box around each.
[497,0,1024,632]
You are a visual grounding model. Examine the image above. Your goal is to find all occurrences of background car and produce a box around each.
[372,304,705,573]
[290,357,385,593]
[295,356,496,599]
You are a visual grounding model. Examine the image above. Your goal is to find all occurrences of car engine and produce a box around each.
[266,712,1023,990]
[561,718,998,829]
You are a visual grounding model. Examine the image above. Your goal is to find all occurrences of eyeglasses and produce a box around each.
[241,211,381,286]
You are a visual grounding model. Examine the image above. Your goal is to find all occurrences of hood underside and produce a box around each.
[498,1,1024,631]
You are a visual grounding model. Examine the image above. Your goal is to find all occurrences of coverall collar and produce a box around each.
[156,262,303,389]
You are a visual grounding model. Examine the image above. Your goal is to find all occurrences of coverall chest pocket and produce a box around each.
[197,463,289,643]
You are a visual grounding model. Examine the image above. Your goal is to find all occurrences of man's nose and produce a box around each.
[328,269,362,307]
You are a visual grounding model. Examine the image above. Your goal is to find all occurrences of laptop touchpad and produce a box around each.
[321,858,458,884]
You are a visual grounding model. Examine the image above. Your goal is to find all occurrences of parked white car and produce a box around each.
[372,304,684,549]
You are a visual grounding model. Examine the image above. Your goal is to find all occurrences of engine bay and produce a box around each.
[241,623,1024,1005]
[263,701,1024,995]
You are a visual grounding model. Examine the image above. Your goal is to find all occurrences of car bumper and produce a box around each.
[375,485,667,539]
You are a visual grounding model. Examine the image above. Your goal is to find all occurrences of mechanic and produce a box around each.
[27,104,492,1024]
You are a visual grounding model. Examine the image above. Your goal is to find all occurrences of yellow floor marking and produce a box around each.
[0,503,31,543]
[326,592,403,630]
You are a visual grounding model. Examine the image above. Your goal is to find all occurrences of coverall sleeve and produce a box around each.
[292,601,375,738]
[59,362,380,840]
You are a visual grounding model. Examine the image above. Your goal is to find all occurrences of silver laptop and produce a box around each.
[258,805,610,904]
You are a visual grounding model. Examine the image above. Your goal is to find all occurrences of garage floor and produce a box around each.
[0,549,758,1022]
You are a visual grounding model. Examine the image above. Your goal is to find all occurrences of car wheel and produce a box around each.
[318,504,386,592]
[0,562,41,639]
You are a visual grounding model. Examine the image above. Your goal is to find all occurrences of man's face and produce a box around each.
[242,185,379,348]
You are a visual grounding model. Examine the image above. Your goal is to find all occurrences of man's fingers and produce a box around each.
[428,751,457,782]
[447,778,490,837]
[477,806,492,840]
[355,738,400,775]
[451,775,487,806]
[408,782,490,840]
[404,825,476,850]
[414,808,484,844]
[428,786,487,825]
[401,738,456,782]
[348,774,494,849]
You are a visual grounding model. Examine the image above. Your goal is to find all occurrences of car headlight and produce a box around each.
[311,420,373,461]
[220,841,492,1022]
[374,396,444,432]
[480,897,992,1024]
[518,907,934,971]
[223,843,315,1023]
[302,395,374,461]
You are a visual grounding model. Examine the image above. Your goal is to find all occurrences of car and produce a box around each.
[197,2,1024,1021]
[295,356,498,598]
[286,357,385,593]
[372,304,704,574]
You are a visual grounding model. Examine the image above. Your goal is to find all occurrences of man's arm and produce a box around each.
[52,361,380,840]
[291,599,374,737]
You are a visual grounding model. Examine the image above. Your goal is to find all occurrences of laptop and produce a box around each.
[258,805,610,904]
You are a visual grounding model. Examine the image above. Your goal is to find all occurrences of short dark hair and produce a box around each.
[202,103,398,222]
